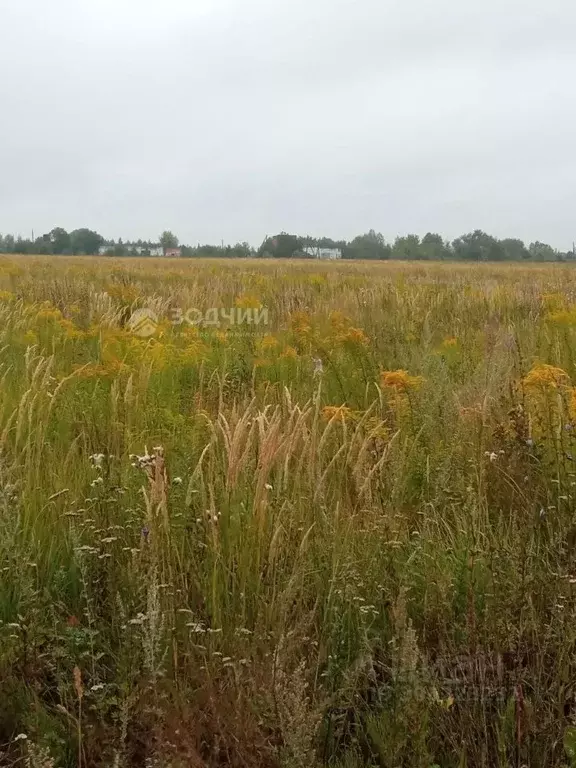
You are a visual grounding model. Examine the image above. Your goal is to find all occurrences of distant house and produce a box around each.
[303,246,342,260]
[129,245,164,256]
[98,243,165,256]
[164,247,182,258]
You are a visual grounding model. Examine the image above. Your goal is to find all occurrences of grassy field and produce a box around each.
[3,256,576,766]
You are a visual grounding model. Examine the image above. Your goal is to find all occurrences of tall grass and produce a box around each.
[1,256,576,765]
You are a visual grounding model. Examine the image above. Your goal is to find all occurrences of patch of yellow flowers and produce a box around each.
[523,364,570,390]
[380,370,424,392]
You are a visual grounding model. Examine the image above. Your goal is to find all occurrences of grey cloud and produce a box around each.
[1,0,575,247]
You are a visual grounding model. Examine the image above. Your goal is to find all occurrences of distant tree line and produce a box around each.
[0,226,573,262]
[0,227,253,258]
[0,228,105,256]
[259,230,575,261]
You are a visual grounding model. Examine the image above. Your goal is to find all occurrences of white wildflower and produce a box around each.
[89,453,106,469]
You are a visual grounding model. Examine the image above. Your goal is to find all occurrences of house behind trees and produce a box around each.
[303,246,342,260]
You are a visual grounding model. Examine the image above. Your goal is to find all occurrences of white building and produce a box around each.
[98,244,164,256]
[304,246,342,260]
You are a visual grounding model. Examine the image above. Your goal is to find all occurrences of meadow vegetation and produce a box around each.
[1,257,576,766]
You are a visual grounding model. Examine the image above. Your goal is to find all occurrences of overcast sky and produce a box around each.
[1,0,575,248]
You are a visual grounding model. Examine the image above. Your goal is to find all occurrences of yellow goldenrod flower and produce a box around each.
[523,364,570,390]
[180,341,208,363]
[340,327,369,346]
[290,311,312,337]
[105,284,139,305]
[58,318,85,340]
[545,308,576,326]
[541,293,565,312]
[36,302,63,322]
[322,405,352,421]
[329,311,350,330]
[380,369,424,392]
[259,334,280,350]
[234,294,262,309]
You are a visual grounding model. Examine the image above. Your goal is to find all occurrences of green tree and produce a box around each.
[228,242,253,258]
[34,234,53,255]
[112,240,127,257]
[195,244,225,258]
[49,227,71,254]
[70,228,104,255]
[421,232,450,260]
[452,230,504,261]
[500,238,529,261]
[159,231,179,252]
[529,241,557,261]
[259,233,302,258]
[301,235,344,250]
[344,230,390,260]
[392,234,421,260]
[14,237,33,254]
